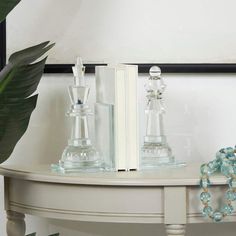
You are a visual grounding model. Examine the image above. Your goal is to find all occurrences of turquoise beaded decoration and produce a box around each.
[200,146,236,222]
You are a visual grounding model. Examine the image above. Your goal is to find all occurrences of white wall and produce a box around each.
[7,0,236,64]
[1,73,236,235]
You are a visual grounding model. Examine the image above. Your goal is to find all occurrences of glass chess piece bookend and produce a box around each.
[51,58,105,173]
[140,66,185,170]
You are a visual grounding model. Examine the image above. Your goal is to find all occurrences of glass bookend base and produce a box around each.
[51,144,109,173]
[140,142,186,170]
[140,159,186,170]
[51,160,107,174]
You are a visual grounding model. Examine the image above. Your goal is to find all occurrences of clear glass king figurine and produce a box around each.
[52,58,105,173]
[141,66,185,169]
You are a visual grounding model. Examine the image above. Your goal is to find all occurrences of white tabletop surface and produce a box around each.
[0,163,228,186]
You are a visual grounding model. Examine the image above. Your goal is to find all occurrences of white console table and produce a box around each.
[0,163,235,236]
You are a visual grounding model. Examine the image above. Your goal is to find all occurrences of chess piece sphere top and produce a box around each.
[149,66,161,78]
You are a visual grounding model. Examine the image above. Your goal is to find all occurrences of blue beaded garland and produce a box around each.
[228,178,236,189]
[200,178,210,188]
[213,211,223,222]
[222,204,234,215]
[225,147,234,154]
[226,153,236,161]
[200,164,211,175]
[200,146,236,223]
[226,190,236,201]
[221,164,234,177]
[200,192,211,203]
[216,151,224,160]
[202,206,213,217]
[208,160,220,172]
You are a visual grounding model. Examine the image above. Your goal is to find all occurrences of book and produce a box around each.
[125,65,139,170]
[95,64,139,171]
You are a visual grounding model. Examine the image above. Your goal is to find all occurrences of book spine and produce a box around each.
[125,66,139,170]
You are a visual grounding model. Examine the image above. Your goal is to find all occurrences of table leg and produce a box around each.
[6,210,26,236]
[166,224,186,236]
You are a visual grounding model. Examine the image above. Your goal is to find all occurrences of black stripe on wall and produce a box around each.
[44,63,236,74]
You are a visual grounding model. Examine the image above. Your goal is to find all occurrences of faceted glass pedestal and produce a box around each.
[51,144,106,173]
[141,141,186,170]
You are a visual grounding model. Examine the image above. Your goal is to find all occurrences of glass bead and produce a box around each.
[200,192,211,203]
[222,204,234,215]
[203,206,213,217]
[222,158,231,165]
[221,164,232,177]
[227,153,236,161]
[228,165,234,175]
[200,164,211,175]
[208,160,220,172]
[219,148,225,153]
[149,66,161,77]
[225,147,234,155]
[228,178,236,189]
[200,178,210,188]
[226,190,236,201]
[213,211,223,222]
[216,151,225,160]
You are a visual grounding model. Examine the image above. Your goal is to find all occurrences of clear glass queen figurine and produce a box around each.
[140,66,185,169]
[51,58,105,173]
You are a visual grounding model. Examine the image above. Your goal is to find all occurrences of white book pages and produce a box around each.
[114,68,127,170]
[125,65,139,170]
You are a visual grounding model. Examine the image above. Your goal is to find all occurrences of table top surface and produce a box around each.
[0,162,228,186]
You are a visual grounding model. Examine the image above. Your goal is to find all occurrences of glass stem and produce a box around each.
[159,114,164,136]
[146,112,164,137]
[71,116,89,140]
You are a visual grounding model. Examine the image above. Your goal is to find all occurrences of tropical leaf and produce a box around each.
[9,41,54,66]
[0,0,21,22]
[0,58,47,98]
[0,41,55,90]
[0,96,37,163]
[0,41,54,163]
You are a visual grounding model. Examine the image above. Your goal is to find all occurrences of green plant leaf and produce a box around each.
[0,95,38,163]
[0,41,54,87]
[0,0,21,22]
[0,41,54,163]
[9,41,55,66]
[0,58,47,98]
